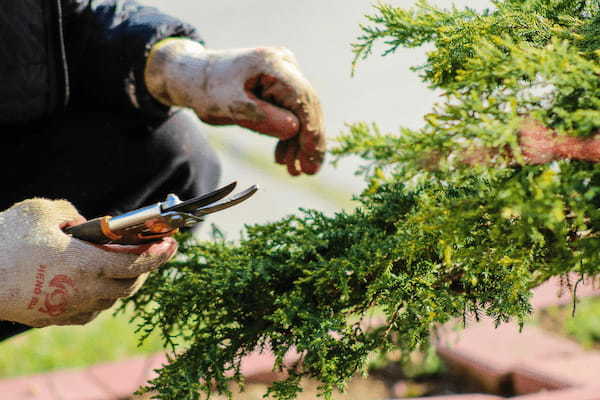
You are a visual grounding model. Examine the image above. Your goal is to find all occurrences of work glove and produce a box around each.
[144,38,326,176]
[0,199,177,328]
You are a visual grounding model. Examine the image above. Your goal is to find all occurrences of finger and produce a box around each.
[257,75,305,140]
[94,298,118,311]
[95,275,148,300]
[50,199,85,223]
[200,97,300,140]
[68,237,178,279]
[59,216,87,230]
[298,150,324,175]
[57,311,99,326]
[242,76,300,139]
[299,124,325,155]
[295,95,326,165]
[200,115,237,126]
[258,74,326,172]
[15,199,84,230]
[102,239,177,278]
[94,237,178,256]
[284,139,301,177]
[236,97,299,140]
[275,140,289,165]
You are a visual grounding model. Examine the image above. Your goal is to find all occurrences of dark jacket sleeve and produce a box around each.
[62,0,203,118]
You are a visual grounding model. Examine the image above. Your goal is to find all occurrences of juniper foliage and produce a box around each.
[123,1,600,398]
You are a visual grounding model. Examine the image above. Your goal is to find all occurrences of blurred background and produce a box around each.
[0,0,495,386]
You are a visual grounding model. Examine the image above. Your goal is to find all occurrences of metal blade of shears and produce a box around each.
[191,185,259,217]
[163,181,237,214]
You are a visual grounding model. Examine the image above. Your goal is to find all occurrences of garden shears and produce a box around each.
[64,182,258,245]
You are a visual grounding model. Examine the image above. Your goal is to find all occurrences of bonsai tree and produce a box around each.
[122,1,600,398]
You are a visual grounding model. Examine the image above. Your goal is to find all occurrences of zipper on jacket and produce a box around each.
[55,0,70,107]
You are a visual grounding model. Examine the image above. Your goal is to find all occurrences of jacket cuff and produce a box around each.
[129,27,204,119]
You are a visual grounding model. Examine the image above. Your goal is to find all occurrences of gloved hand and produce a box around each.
[144,38,326,176]
[0,199,177,328]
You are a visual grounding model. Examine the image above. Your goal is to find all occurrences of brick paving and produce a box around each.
[0,355,156,400]
[416,396,503,400]
[513,353,600,394]
[436,319,583,393]
[517,386,600,400]
[0,350,304,399]
[531,275,600,309]
[431,275,600,400]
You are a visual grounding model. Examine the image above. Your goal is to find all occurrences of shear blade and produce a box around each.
[193,185,259,217]
[163,181,237,214]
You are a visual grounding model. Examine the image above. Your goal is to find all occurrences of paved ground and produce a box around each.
[140,0,492,237]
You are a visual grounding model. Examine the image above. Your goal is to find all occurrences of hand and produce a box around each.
[145,39,326,176]
[0,199,177,327]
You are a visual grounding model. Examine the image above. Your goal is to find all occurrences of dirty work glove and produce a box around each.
[144,38,326,176]
[0,199,177,328]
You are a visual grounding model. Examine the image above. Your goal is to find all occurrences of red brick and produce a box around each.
[532,275,600,310]
[0,374,55,400]
[409,395,503,400]
[139,349,298,387]
[0,354,168,400]
[239,348,302,384]
[138,352,169,382]
[44,368,109,400]
[238,352,283,384]
[517,386,600,400]
[87,355,157,397]
[513,353,600,395]
[436,318,583,394]
[512,366,570,394]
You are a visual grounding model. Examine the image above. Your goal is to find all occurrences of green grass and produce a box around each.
[560,297,600,349]
[401,347,444,379]
[534,296,600,349]
[0,304,164,378]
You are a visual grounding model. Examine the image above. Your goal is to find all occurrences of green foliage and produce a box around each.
[123,1,600,399]
[536,296,600,349]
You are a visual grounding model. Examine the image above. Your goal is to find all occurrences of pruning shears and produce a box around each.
[64,182,258,245]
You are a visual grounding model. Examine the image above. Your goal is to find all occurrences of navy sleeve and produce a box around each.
[62,0,203,118]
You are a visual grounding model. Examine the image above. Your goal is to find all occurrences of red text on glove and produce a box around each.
[27,265,47,310]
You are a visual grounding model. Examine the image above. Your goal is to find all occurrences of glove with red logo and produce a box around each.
[0,199,177,327]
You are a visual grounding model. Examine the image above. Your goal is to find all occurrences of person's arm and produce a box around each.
[62,0,202,117]
[62,0,326,176]
[0,199,176,327]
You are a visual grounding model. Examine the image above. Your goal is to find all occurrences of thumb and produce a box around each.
[68,237,178,279]
[200,93,299,140]
[237,92,300,140]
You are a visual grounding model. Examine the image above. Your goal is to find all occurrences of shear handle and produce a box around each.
[64,216,119,245]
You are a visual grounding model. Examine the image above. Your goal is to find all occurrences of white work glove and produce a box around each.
[0,199,177,328]
[144,38,326,176]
